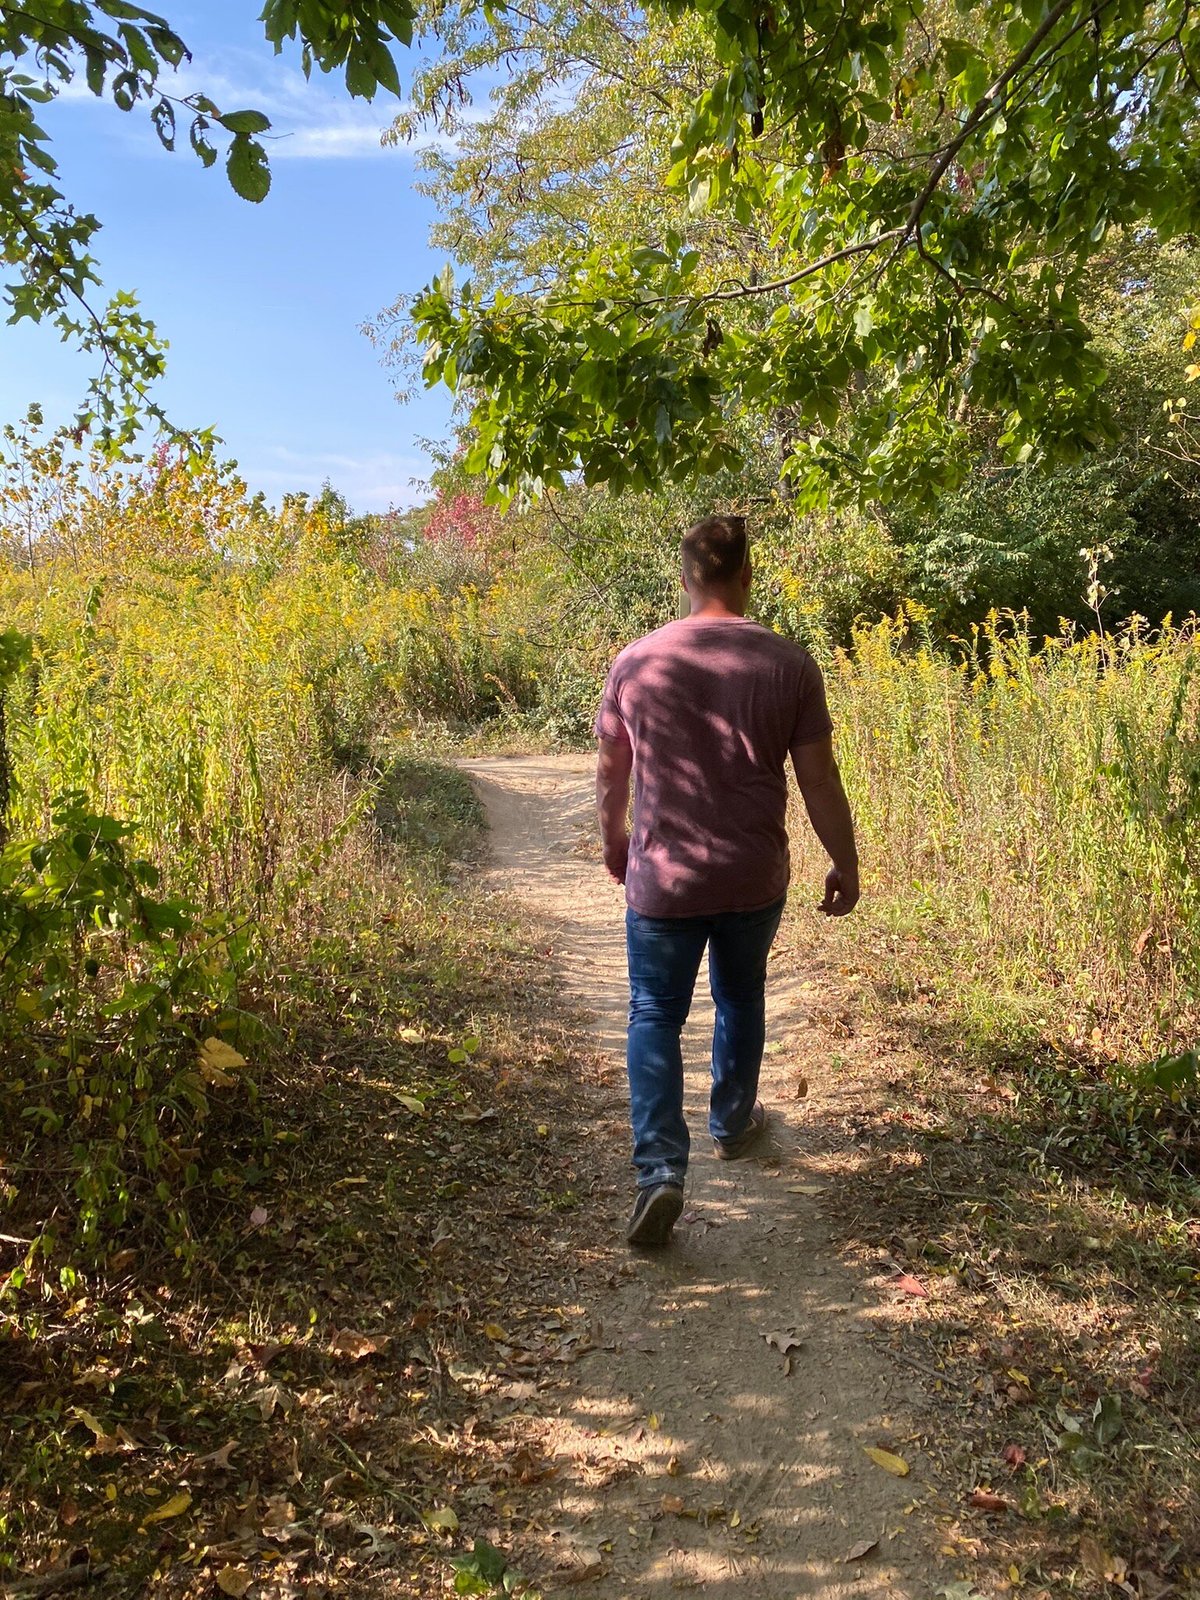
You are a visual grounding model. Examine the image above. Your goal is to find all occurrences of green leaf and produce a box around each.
[226,135,271,203]
[220,109,271,135]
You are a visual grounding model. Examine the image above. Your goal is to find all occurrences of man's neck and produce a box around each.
[686,593,748,620]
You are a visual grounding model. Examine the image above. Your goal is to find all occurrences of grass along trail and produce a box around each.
[460,754,942,1599]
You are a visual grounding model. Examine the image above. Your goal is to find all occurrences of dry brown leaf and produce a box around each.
[892,1273,927,1297]
[263,1495,296,1536]
[845,1538,878,1562]
[254,1383,289,1419]
[216,1567,253,1598]
[329,1329,389,1360]
[786,1184,825,1196]
[1001,1443,1026,1469]
[1079,1533,1126,1581]
[764,1329,804,1354]
[967,1489,1009,1513]
[660,1494,686,1515]
[553,1544,604,1583]
[196,1439,238,1471]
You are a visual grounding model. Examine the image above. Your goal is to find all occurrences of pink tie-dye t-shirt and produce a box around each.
[594,616,833,917]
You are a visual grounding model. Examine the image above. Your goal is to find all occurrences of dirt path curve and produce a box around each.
[461,755,931,1600]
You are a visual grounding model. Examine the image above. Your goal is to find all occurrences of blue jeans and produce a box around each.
[625,896,785,1189]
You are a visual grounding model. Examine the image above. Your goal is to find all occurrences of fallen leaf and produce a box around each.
[764,1329,804,1354]
[329,1330,388,1360]
[254,1385,287,1421]
[1079,1533,1126,1581]
[1006,1367,1032,1389]
[1001,1443,1026,1469]
[845,1538,878,1562]
[553,1544,603,1583]
[660,1494,685,1515]
[968,1489,1009,1513]
[263,1495,296,1535]
[396,1094,427,1116]
[196,1440,238,1471]
[666,1455,682,1477]
[142,1490,191,1527]
[863,1447,909,1477]
[794,1076,810,1098]
[58,1497,79,1528]
[647,1412,662,1430]
[482,1323,508,1342]
[248,1205,269,1229]
[216,1567,253,1598]
[892,1273,927,1297]
[422,1506,459,1534]
[786,1184,825,1196]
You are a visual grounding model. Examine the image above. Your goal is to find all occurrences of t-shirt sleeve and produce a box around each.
[789,654,834,750]
[594,667,631,745]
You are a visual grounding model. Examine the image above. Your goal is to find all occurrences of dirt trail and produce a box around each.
[461,755,933,1600]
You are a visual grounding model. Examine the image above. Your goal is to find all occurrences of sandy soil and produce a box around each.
[460,755,941,1600]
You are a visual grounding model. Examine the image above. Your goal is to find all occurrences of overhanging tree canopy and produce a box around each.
[0,1,415,442]
[408,0,1200,506]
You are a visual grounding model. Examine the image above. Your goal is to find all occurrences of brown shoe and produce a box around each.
[713,1101,769,1160]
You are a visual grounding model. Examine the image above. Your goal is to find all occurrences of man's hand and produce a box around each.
[819,864,860,917]
[603,832,630,885]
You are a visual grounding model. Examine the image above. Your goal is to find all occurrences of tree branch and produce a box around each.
[903,0,1107,238]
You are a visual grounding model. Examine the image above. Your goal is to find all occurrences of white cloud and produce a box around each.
[247,445,431,511]
[48,50,461,160]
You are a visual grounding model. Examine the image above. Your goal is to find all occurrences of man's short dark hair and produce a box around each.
[681,514,749,589]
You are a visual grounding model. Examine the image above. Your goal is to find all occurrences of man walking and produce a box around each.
[594,514,860,1247]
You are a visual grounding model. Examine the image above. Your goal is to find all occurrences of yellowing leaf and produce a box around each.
[1184,331,1197,350]
[1006,1368,1032,1389]
[483,1323,508,1341]
[142,1490,191,1526]
[396,1094,427,1116]
[74,1407,107,1440]
[199,1038,246,1077]
[216,1567,253,1597]
[422,1506,459,1533]
[863,1447,909,1477]
[647,1412,662,1430]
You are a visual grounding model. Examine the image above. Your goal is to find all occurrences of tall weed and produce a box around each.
[826,611,1200,1052]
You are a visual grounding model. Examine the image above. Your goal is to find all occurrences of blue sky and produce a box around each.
[1,2,461,511]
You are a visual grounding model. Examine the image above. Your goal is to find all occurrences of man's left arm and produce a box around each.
[596,736,633,884]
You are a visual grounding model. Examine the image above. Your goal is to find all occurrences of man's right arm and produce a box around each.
[596,736,634,884]
[791,734,860,916]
